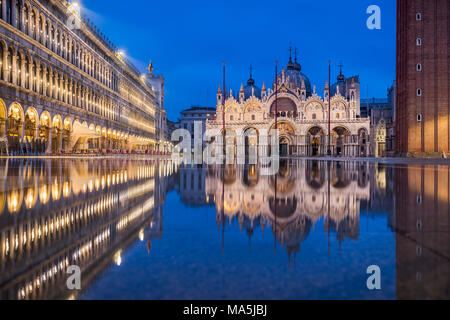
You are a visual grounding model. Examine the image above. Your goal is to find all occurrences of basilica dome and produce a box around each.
[286,69,311,94]
[277,58,312,96]
[243,77,261,99]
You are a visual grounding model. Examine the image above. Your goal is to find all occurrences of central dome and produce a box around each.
[285,69,312,95]
[277,57,312,97]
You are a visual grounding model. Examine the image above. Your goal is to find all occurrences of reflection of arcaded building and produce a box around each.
[0,159,173,300]
[0,1,163,155]
[394,165,450,299]
[206,160,370,256]
[207,55,371,157]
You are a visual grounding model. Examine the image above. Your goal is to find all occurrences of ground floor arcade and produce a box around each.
[0,99,158,156]
[206,119,372,159]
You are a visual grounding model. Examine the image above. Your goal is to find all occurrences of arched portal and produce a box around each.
[279,136,291,157]
[63,118,72,151]
[24,108,39,140]
[244,127,258,163]
[7,103,24,137]
[374,124,385,158]
[332,126,350,157]
[270,121,296,156]
[52,115,63,153]
[307,126,325,157]
[39,111,51,154]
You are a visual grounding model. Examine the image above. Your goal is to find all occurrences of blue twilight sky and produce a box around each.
[81,0,396,121]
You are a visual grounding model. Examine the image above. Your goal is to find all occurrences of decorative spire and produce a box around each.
[217,84,222,94]
[337,61,345,81]
[240,82,244,93]
[287,45,295,70]
[262,81,266,91]
[301,79,306,89]
[325,80,329,88]
[247,65,255,86]
[294,48,302,71]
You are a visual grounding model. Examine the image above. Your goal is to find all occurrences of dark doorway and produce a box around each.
[312,137,320,156]
[280,143,288,157]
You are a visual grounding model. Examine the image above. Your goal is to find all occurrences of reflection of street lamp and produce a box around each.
[114,250,122,266]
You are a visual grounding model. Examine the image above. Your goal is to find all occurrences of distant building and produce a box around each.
[145,68,170,152]
[396,0,450,156]
[176,106,216,154]
[0,0,160,155]
[362,83,396,157]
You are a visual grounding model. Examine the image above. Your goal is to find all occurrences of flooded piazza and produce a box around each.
[0,158,448,300]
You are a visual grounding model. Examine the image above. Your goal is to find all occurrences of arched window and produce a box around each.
[417,113,422,122]
[5,0,12,24]
[251,115,255,121]
[31,11,36,39]
[24,6,30,35]
[46,67,51,96]
[72,42,76,65]
[46,23,50,48]
[312,113,316,120]
[51,26,55,51]
[336,113,340,119]
[13,0,18,27]
[7,47,13,82]
[56,30,60,55]
[39,65,44,94]
[39,16,44,44]
[24,58,30,89]
[32,61,37,92]
[16,53,22,86]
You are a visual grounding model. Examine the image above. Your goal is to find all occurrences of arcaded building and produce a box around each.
[396,0,450,156]
[206,56,371,157]
[0,0,163,155]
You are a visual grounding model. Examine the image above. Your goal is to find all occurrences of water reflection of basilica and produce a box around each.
[204,160,371,257]
[0,159,175,300]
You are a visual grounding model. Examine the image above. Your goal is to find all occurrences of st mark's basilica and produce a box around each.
[206,54,372,157]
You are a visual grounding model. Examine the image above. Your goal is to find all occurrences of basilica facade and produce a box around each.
[206,56,371,157]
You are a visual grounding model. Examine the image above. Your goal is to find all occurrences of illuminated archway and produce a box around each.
[332,126,350,157]
[0,98,7,137]
[7,103,24,137]
[63,118,72,151]
[24,108,39,140]
[52,115,63,153]
[307,126,325,157]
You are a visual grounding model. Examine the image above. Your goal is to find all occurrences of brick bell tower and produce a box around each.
[395,0,450,156]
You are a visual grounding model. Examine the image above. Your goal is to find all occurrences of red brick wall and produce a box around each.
[395,0,450,154]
